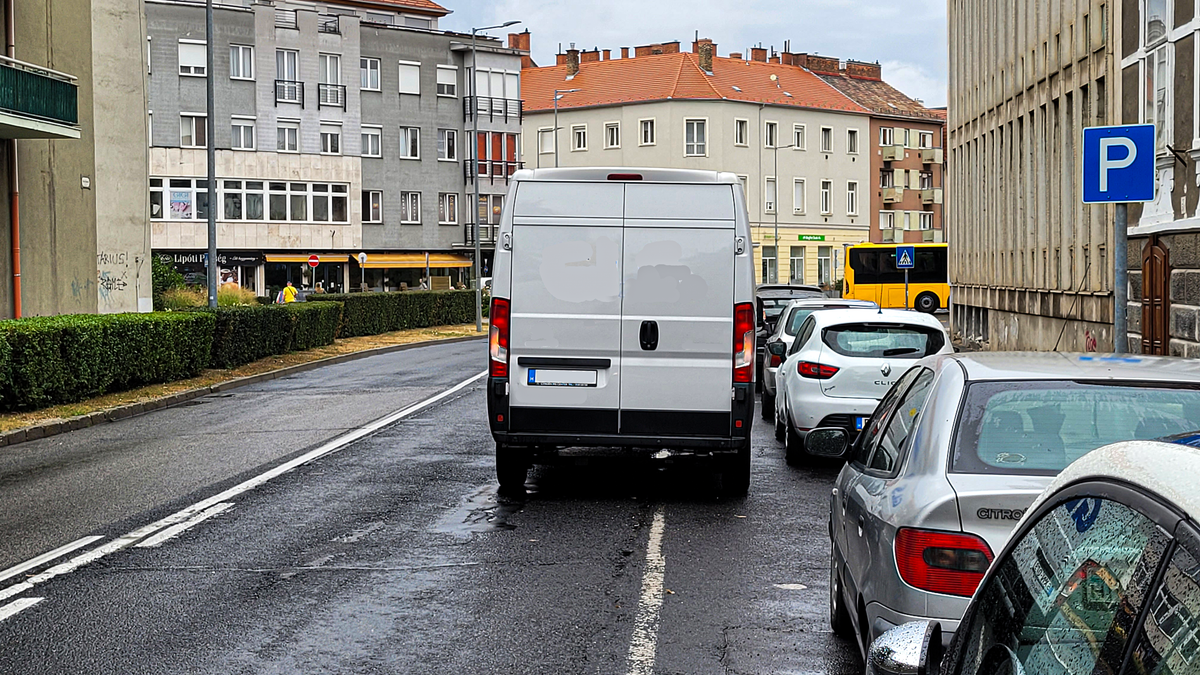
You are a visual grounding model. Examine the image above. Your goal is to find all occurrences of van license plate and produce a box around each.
[855,417,868,431]
[527,369,598,387]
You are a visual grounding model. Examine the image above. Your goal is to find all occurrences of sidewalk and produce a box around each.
[0,323,487,446]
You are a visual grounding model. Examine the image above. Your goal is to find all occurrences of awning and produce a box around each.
[264,253,350,263]
[359,253,473,269]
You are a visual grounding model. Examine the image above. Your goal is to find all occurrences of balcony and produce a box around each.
[920,147,943,164]
[0,55,79,139]
[881,144,905,162]
[922,229,944,243]
[464,97,523,124]
[275,9,298,29]
[465,159,525,185]
[275,80,304,107]
[318,83,346,110]
[880,228,904,243]
[464,222,497,246]
[882,187,904,203]
[318,15,341,34]
[921,188,943,204]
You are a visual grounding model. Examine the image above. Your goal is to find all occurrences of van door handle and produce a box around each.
[639,321,659,351]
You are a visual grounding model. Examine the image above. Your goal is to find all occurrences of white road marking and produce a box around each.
[135,503,234,548]
[626,507,667,675]
[774,583,809,591]
[0,371,486,602]
[0,536,104,585]
[0,597,43,622]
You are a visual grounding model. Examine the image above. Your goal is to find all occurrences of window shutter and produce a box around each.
[399,63,420,94]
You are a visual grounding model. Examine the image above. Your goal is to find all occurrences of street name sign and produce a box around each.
[1082,124,1155,203]
[895,245,915,269]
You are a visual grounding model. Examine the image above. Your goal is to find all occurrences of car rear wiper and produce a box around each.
[882,347,920,357]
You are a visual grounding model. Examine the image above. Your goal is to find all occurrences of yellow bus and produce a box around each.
[843,242,949,313]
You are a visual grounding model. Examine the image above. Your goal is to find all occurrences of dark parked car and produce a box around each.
[754,284,823,389]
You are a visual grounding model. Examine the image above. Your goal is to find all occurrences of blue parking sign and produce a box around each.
[895,245,915,270]
[1082,125,1156,203]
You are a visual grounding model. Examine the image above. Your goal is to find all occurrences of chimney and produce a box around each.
[728,51,742,60]
[581,48,600,63]
[750,47,767,62]
[792,52,808,68]
[635,41,680,57]
[698,40,714,73]
[566,48,580,76]
[807,54,840,74]
[621,47,630,58]
[556,53,567,66]
[602,49,611,60]
[509,30,535,69]
[769,55,780,64]
[781,52,794,66]
[846,60,882,80]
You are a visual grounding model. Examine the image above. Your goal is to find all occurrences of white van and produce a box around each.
[486,168,757,495]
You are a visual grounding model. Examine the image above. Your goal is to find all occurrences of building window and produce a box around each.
[231,118,255,150]
[180,114,206,148]
[438,193,458,224]
[793,178,806,214]
[847,181,858,215]
[538,128,554,154]
[903,128,912,147]
[220,180,260,220]
[400,191,421,224]
[640,119,656,145]
[1146,0,1168,46]
[789,247,805,283]
[438,129,457,160]
[919,171,933,189]
[820,180,832,214]
[880,210,895,229]
[764,121,778,148]
[363,190,382,223]
[150,178,346,223]
[320,124,341,154]
[399,61,420,95]
[178,41,206,76]
[276,49,299,103]
[1144,44,1172,151]
[919,211,934,230]
[880,127,895,146]
[229,45,254,80]
[918,131,934,148]
[400,127,420,159]
[880,169,894,188]
[817,246,832,286]
[764,177,776,214]
[310,183,349,222]
[277,120,299,152]
[319,53,341,82]
[362,127,382,157]
[794,124,806,150]
[734,119,748,146]
[847,129,859,154]
[571,124,587,151]
[604,122,620,149]
[761,246,777,284]
[685,119,706,156]
[820,126,833,153]
[436,66,457,97]
[360,57,381,90]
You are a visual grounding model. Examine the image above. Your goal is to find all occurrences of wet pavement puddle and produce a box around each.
[432,485,522,538]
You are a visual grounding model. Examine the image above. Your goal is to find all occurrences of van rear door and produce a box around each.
[507,181,625,435]
[618,183,736,436]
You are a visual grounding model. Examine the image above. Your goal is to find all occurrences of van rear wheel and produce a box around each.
[720,443,751,497]
[761,391,775,420]
[496,444,529,496]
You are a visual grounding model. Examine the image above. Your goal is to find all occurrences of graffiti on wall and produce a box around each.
[96,251,140,310]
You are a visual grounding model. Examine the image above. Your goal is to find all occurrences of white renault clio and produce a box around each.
[774,308,950,463]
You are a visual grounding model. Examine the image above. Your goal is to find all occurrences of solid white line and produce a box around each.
[0,371,486,602]
[0,597,43,622]
[135,503,234,548]
[0,536,103,585]
[626,507,667,675]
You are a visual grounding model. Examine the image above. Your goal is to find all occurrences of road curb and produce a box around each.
[0,333,485,450]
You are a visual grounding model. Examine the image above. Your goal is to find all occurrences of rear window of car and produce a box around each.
[821,323,944,359]
[783,306,857,335]
[952,380,1200,476]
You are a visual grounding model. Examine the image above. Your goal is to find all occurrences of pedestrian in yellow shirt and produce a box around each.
[281,281,298,303]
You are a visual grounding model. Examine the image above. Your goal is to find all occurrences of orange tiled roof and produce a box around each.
[522,52,870,114]
[329,0,449,17]
[814,72,943,122]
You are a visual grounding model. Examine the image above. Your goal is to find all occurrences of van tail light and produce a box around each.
[607,173,643,181]
[733,303,754,383]
[489,297,510,378]
[895,528,993,597]
[797,361,839,379]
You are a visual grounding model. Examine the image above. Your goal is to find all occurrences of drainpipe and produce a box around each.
[4,0,19,318]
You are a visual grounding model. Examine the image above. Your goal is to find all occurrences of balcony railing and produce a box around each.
[275,9,298,29]
[318,83,346,110]
[318,15,341,34]
[275,80,304,107]
[463,97,523,123]
[881,144,905,162]
[920,147,944,164]
[464,222,497,246]
[920,187,943,205]
[882,187,904,203]
[0,55,78,137]
[465,159,524,185]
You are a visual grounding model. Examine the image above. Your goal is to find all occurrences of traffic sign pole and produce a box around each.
[905,269,910,311]
[1114,204,1128,354]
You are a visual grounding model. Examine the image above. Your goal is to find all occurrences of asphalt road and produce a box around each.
[0,340,861,675]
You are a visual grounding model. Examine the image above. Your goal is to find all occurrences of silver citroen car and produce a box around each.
[804,352,1200,657]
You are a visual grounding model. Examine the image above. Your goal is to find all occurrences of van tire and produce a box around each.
[496,444,528,495]
[774,411,787,442]
[785,422,805,466]
[721,443,751,496]
[761,391,775,420]
[915,292,939,314]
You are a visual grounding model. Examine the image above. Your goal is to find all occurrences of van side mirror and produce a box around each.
[767,341,787,357]
[804,427,850,459]
[867,621,943,675]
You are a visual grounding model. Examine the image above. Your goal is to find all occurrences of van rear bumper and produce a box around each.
[494,430,748,451]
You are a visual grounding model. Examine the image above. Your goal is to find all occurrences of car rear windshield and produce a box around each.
[952,380,1200,476]
[784,306,857,335]
[821,323,944,358]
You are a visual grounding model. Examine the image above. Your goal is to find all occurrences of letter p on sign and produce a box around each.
[1099,137,1136,192]
[1082,124,1155,203]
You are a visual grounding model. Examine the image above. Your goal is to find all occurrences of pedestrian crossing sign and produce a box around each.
[895,245,915,270]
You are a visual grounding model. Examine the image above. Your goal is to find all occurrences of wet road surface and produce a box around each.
[0,340,862,674]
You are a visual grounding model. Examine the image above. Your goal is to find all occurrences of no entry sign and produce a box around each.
[308,255,320,268]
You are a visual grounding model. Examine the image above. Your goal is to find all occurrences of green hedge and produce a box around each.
[318,290,476,338]
[284,301,342,352]
[0,312,214,411]
[202,301,343,369]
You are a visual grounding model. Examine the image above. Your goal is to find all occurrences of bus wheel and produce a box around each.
[915,292,939,314]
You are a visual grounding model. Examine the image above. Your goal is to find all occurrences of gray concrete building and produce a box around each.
[145,0,524,295]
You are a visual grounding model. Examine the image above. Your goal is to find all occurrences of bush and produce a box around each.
[160,287,206,310]
[218,285,258,307]
[284,302,342,351]
[152,256,185,311]
[201,301,342,369]
[0,312,214,411]
[317,290,476,338]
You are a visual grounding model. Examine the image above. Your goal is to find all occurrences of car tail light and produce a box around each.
[770,353,782,368]
[489,297,510,378]
[797,361,839,379]
[895,528,993,597]
[733,303,754,383]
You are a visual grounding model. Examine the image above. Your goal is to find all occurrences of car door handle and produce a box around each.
[639,320,659,351]
[857,515,865,537]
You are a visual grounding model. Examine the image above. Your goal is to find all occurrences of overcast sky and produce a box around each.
[440,0,948,108]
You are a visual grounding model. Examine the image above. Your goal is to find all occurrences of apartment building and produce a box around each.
[146,0,523,295]
[948,0,1118,351]
[520,38,886,287]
